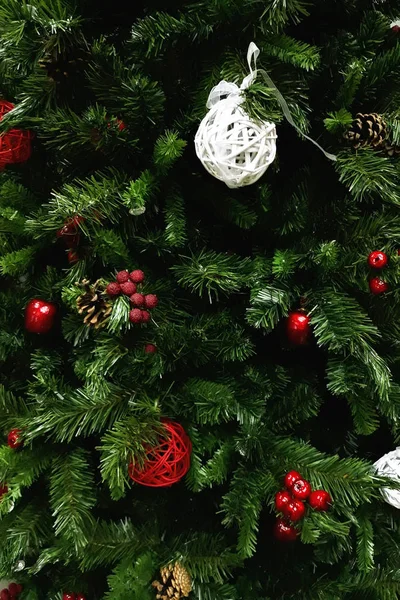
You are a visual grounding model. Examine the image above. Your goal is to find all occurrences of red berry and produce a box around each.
[25,299,57,334]
[7,429,23,450]
[106,282,121,296]
[286,311,311,345]
[116,270,130,283]
[392,24,400,33]
[275,490,292,512]
[7,584,19,596]
[63,594,76,600]
[309,490,332,511]
[130,269,145,283]
[141,310,151,323]
[283,499,306,522]
[0,590,10,600]
[120,281,136,296]
[116,119,126,132]
[129,309,143,324]
[368,251,388,269]
[0,484,8,497]
[144,294,158,309]
[369,277,388,295]
[130,293,145,307]
[284,471,301,490]
[273,518,298,542]
[76,596,86,600]
[145,343,157,354]
[67,249,79,264]
[13,584,22,595]
[291,478,311,500]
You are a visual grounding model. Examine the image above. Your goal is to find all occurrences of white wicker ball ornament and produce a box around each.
[374,448,400,508]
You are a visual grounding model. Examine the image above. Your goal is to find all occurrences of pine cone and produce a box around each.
[172,563,192,597]
[344,113,387,150]
[153,562,192,599]
[76,279,112,329]
[384,141,400,157]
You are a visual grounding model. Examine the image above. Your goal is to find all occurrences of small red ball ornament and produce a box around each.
[7,429,23,450]
[130,269,145,283]
[0,590,10,600]
[63,594,76,600]
[106,282,121,296]
[141,310,151,323]
[76,595,86,600]
[291,478,311,500]
[25,299,57,334]
[129,308,143,323]
[369,277,389,295]
[309,490,331,511]
[368,251,388,269]
[145,343,157,354]
[130,293,145,307]
[116,270,130,284]
[284,471,301,490]
[283,499,306,522]
[144,294,158,309]
[286,311,311,345]
[273,518,298,542]
[129,419,192,487]
[275,490,292,512]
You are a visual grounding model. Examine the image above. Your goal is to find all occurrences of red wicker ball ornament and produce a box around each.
[0,100,32,168]
[129,420,192,488]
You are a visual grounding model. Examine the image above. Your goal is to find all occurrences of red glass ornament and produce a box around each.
[129,419,192,487]
[116,270,130,284]
[130,269,145,283]
[7,429,23,450]
[369,277,389,295]
[0,100,32,169]
[291,478,311,500]
[144,294,158,309]
[309,490,331,511]
[286,311,311,345]
[275,490,291,512]
[63,594,76,600]
[273,518,298,542]
[25,299,57,334]
[0,590,10,600]
[283,499,306,522]
[67,249,79,264]
[76,595,86,600]
[145,343,157,354]
[368,251,388,269]
[284,470,301,490]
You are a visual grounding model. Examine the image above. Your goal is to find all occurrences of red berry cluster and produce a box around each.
[63,593,86,600]
[57,215,85,264]
[0,583,23,600]
[7,428,23,450]
[367,251,389,295]
[106,270,158,325]
[274,470,331,542]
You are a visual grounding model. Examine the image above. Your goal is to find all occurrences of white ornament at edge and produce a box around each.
[374,447,400,508]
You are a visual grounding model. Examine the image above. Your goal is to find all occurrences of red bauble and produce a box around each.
[0,484,8,498]
[129,419,192,487]
[145,343,157,354]
[63,594,76,600]
[106,282,121,296]
[130,293,145,307]
[0,100,32,168]
[368,251,388,269]
[275,490,292,512]
[273,518,298,542]
[67,249,79,264]
[25,299,57,334]
[369,277,388,295]
[309,490,331,511]
[8,584,21,596]
[0,590,10,600]
[7,429,23,450]
[291,478,311,500]
[56,216,83,248]
[283,499,306,522]
[116,270,130,284]
[120,281,136,296]
[286,311,311,345]
[130,269,145,283]
[141,310,151,323]
[284,471,301,490]
[144,294,158,309]
[76,595,86,600]
[129,308,143,323]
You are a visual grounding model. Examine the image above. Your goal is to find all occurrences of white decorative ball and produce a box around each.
[374,448,400,508]
[195,93,277,189]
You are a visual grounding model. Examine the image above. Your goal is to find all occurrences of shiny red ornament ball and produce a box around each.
[291,478,311,500]
[76,595,86,600]
[368,251,388,269]
[106,282,121,296]
[141,310,151,323]
[56,216,83,248]
[130,269,145,283]
[129,419,192,487]
[144,294,158,309]
[309,490,331,511]
[145,343,157,354]
[369,277,388,295]
[67,249,79,264]
[283,499,306,522]
[130,293,145,307]
[8,583,22,595]
[7,429,23,450]
[116,270,130,284]
[129,308,143,323]
[286,311,311,345]
[273,518,298,542]
[0,590,10,600]
[25,299,57,334]
[120,281,136,296]
[284,470,301,490]
[275,490,292,512]
[63,594,76,600]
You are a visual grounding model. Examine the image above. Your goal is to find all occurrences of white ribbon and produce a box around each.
[207,42,337,162]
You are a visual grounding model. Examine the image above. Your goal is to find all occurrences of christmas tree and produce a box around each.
[0,0,400,598]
